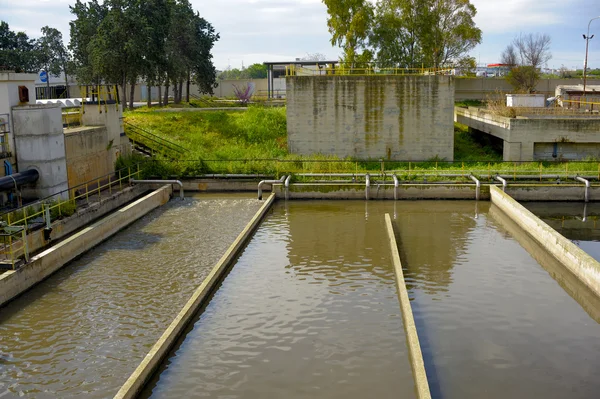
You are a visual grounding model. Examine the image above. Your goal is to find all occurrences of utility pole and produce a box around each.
[583,16,600,93]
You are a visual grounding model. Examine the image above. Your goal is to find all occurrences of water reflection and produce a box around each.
[400,203,600,399]
[0,195,262,398]
[523,202,600,260]
[144,201,416,399]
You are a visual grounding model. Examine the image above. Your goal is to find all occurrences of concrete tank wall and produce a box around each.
[65,126,112,188]
[12,104,68,199]
[82,103,129,167]
[286,75,455,161]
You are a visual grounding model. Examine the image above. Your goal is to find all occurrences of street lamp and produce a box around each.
[583,16,600,93]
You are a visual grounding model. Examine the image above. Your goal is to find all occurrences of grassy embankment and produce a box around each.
[123,106,600,179]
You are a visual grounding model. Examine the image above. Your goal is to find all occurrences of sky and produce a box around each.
[2,0,600,71]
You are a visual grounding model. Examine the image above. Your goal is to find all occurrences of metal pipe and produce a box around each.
[575,176,590,203]
[469,174,480,201]
[296,173,385,178]
[258,176,285,200]
[494,175,507,192]
[0,169,39,191]
[393,174,399,200]
[284,175,292,200]
[365,173,370,200]
[130,179,184,199]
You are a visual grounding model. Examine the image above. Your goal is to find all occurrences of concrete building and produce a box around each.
[0,73,130,201]
[455,106,600,161]
[287,75,455,160]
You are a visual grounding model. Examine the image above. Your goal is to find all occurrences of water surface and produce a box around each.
[398,201,600,398]
[144,201,416,399]
[0,194,261,398]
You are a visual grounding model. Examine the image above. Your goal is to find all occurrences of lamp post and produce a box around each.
[583,16,600,93]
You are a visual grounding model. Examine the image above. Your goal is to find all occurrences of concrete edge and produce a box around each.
[489,185,600,298]
[113,193,276,399]
[384,213,432,399]
[0,185,172,307]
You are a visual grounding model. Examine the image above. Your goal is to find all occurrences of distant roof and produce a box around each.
[263,60,340,66]
[487,63,514,68]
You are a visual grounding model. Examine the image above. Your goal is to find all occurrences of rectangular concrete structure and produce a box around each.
[287,75,455,161]
[455,106,600,161]
[489,185,600,299]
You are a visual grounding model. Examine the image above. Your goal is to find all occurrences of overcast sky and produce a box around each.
[2,0,600,71]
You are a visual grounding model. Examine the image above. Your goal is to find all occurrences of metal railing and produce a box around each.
[124,121,189,159]
[0,165,142,231]
[138,158,600,182]
[286,65,456,77]
[0,225,28,270]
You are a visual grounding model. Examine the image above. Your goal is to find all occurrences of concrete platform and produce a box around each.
[455,106,600,162]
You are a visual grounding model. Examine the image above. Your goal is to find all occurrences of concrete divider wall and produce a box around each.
[0,185,172,307]
[489,185,600,298]
[385,213,431,399]
[20,185,146,257]
[114,193,276,399]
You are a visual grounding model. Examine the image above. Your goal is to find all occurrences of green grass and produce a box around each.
[123,106,600,179]
[454,99,484,108]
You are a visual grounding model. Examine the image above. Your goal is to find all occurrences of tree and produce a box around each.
[502,33,552,93]
[322,0,374,65]
[422,0,482,68]
[38,26,71,98]
[69,0,108,83]
[324,0,481,68]
[0,21,38,73]
[245,63,267,78]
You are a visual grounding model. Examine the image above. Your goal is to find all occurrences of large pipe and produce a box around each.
[393,174,399,200]
[130,179,184,199]
[469,174,480,201]
[0,169,39,191]
[575,176,590,203]
[258,176,285,200]
[365,173,370,200]
[494,175,507,192]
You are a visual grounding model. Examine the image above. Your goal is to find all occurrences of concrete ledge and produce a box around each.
[276,183,484,200]
[489,185,600,298]
[489,204,600,323]
[22,185,147,257]
[507,184,597,202]
[114,193,276,399]
[182,179,265,192]
[0,185,172,307]
[385,213,431,399]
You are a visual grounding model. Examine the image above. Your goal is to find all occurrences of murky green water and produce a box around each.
[523,202,600,262]
[143,201,416,399]
[398,201,600,398]
[0,194,262,398]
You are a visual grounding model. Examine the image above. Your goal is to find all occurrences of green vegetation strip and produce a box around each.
[122,107,600,178]
[114,193,275,399]
[385,213,431,399]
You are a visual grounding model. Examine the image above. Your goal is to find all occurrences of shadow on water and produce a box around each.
[489,204,600,324]
[391,220,444,399]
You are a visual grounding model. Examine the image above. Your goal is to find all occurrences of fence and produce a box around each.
[285,65,455,77]
[140,158,600,181]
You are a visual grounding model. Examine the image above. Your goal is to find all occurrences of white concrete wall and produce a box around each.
[12,104,68,199]
[286,75,455,160]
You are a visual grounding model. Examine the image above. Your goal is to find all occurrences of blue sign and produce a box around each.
[39,71,48,83]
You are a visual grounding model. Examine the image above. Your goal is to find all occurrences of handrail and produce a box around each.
[0,164,143,228]
[469,174,480,201]
[123,121,188,157]
[284,175,292,200]
[392,174,399,200]
[258,176,285,200]
[494,175,508,192]
[130,179,184,200]
[575,176,590,203]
